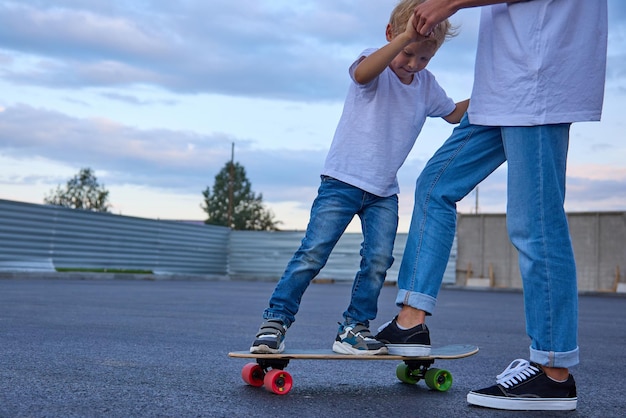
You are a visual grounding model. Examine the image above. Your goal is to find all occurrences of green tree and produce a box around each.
[44,167,111,212]
[202,161,280,230]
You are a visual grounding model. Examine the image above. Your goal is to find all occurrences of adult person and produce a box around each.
[375,0,607,411]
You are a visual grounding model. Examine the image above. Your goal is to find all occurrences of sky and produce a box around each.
[0,1,625,232]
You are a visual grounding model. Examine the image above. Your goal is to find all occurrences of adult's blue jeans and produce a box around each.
[264,176,398,328]
[397,115,579,368]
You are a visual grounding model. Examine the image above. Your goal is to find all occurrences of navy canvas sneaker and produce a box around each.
[467,359,577,411]
[375,316,431,356]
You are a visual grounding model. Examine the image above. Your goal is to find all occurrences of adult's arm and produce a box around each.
[413,0,528,36]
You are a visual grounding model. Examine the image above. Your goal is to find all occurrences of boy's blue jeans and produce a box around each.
[263,176,398,328]
[397,115,579,368]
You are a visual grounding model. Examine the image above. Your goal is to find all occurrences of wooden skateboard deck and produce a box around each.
[229,344,478,395]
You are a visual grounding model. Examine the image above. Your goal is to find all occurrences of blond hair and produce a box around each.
[388,0,457,49]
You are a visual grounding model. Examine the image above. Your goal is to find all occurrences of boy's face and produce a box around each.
[389,40,438,84]
[386,23,438,84]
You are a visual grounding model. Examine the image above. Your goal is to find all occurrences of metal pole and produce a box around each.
[475,186,479,214]
[228,142,234,228]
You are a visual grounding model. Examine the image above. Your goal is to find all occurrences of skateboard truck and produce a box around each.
[397,359,453,391]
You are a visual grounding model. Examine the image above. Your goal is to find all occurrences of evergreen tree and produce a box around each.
[44,168,111,212]
[202,161,280,230]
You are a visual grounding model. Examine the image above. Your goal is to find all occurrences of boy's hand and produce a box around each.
[403,14,421,43]
[353,9,430,85]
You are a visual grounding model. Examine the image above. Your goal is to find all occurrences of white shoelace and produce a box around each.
[496,359,541,388]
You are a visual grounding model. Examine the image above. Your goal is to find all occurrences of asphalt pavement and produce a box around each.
[1,277,624,417]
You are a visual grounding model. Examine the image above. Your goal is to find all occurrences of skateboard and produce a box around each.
[229,344,478,395]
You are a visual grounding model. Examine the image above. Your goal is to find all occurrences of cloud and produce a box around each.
[566,176,626,211]
[0,1,484,103]
[100,92,177,106]
[0,3,170,58]
[0,0,392,101]
[0,103,324,195]
[568,164,626,182]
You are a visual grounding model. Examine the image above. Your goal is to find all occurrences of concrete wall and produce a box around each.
[456,212,626,292]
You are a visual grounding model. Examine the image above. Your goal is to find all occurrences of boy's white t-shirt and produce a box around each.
[322,48,456,197]
[469,0,607,126]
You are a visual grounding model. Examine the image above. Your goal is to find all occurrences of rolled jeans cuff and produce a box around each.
[395,289,437,315]
[530,346,579,368]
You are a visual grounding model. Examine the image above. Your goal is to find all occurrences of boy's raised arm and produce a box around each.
[353,16,420,85]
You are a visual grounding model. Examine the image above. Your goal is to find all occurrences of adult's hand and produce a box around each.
[413,0,458,36]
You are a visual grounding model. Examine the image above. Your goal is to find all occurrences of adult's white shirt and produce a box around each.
[468,0,608,126]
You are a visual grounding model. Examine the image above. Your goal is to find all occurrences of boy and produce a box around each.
[250,0,468,355]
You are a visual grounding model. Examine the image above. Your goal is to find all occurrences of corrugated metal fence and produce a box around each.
[0,199,229,276]
[0,199,456,283]
[228,230,456,283]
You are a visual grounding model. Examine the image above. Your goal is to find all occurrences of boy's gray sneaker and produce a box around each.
[467,359,577,411]
[332,323,388,355]
[250,320,287,354]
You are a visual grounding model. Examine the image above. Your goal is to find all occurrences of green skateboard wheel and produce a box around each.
[424,368,453,391]
[396,363,419,384]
